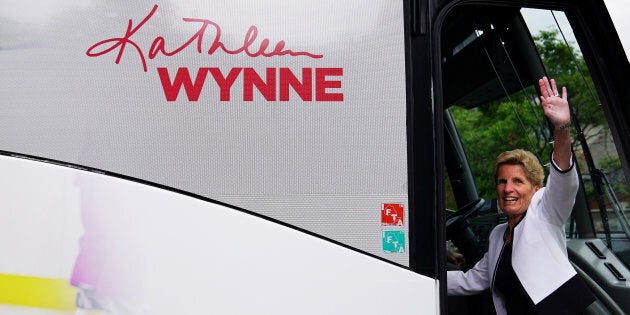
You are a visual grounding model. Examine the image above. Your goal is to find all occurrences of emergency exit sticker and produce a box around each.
[382,230,406,254]
[381,203,404,226]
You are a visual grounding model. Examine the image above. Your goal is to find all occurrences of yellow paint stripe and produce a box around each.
[0,273,76,311]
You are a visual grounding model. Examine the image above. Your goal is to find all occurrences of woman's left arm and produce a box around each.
[538,77,578,225]
[539,77,572,169]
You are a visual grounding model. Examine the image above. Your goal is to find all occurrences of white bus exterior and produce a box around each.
[1,0,629,314]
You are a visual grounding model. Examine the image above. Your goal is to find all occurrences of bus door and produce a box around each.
[434,1,630,314]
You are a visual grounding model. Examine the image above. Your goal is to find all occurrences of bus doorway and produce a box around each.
[438,2,630,314]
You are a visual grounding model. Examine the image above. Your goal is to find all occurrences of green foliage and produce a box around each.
[449,29,605,200]
[598,156,630,196]
[534,30,605,129]
[599,155,622,171]
[450,97,552,199]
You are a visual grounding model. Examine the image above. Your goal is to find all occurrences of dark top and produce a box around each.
[494,226,596,315]
[494,239,538,314]
[536,274,596,315]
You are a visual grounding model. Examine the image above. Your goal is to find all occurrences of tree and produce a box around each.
[450,29,607,200]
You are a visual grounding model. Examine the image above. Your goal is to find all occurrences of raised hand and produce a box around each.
[539,76,570,129]
[539,76,572,169]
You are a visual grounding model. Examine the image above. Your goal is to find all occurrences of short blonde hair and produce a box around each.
[494,149,544,187]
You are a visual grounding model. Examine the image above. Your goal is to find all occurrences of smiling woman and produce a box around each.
[447,77,597,314]
[494,150,543,230]
[442,3,630,314]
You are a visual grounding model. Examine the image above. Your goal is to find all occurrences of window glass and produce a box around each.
[446,7,630,242]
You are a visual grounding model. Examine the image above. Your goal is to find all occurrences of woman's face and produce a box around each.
[496,164,540,218]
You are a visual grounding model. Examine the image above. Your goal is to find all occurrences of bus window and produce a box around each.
[445,6,630,262]
[521,8,630,245]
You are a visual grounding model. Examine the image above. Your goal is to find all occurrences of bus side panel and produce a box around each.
[0,156,437,314]
[1,0,413,268]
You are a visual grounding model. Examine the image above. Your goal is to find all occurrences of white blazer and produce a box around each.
[447,157,579,315]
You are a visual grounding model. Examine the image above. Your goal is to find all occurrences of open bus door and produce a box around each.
[436,1,630,314]
[0,0,629,314]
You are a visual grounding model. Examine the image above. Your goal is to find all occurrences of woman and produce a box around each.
[447,77,595,314]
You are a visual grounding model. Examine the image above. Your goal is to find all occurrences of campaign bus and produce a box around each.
[1,0,629,314]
